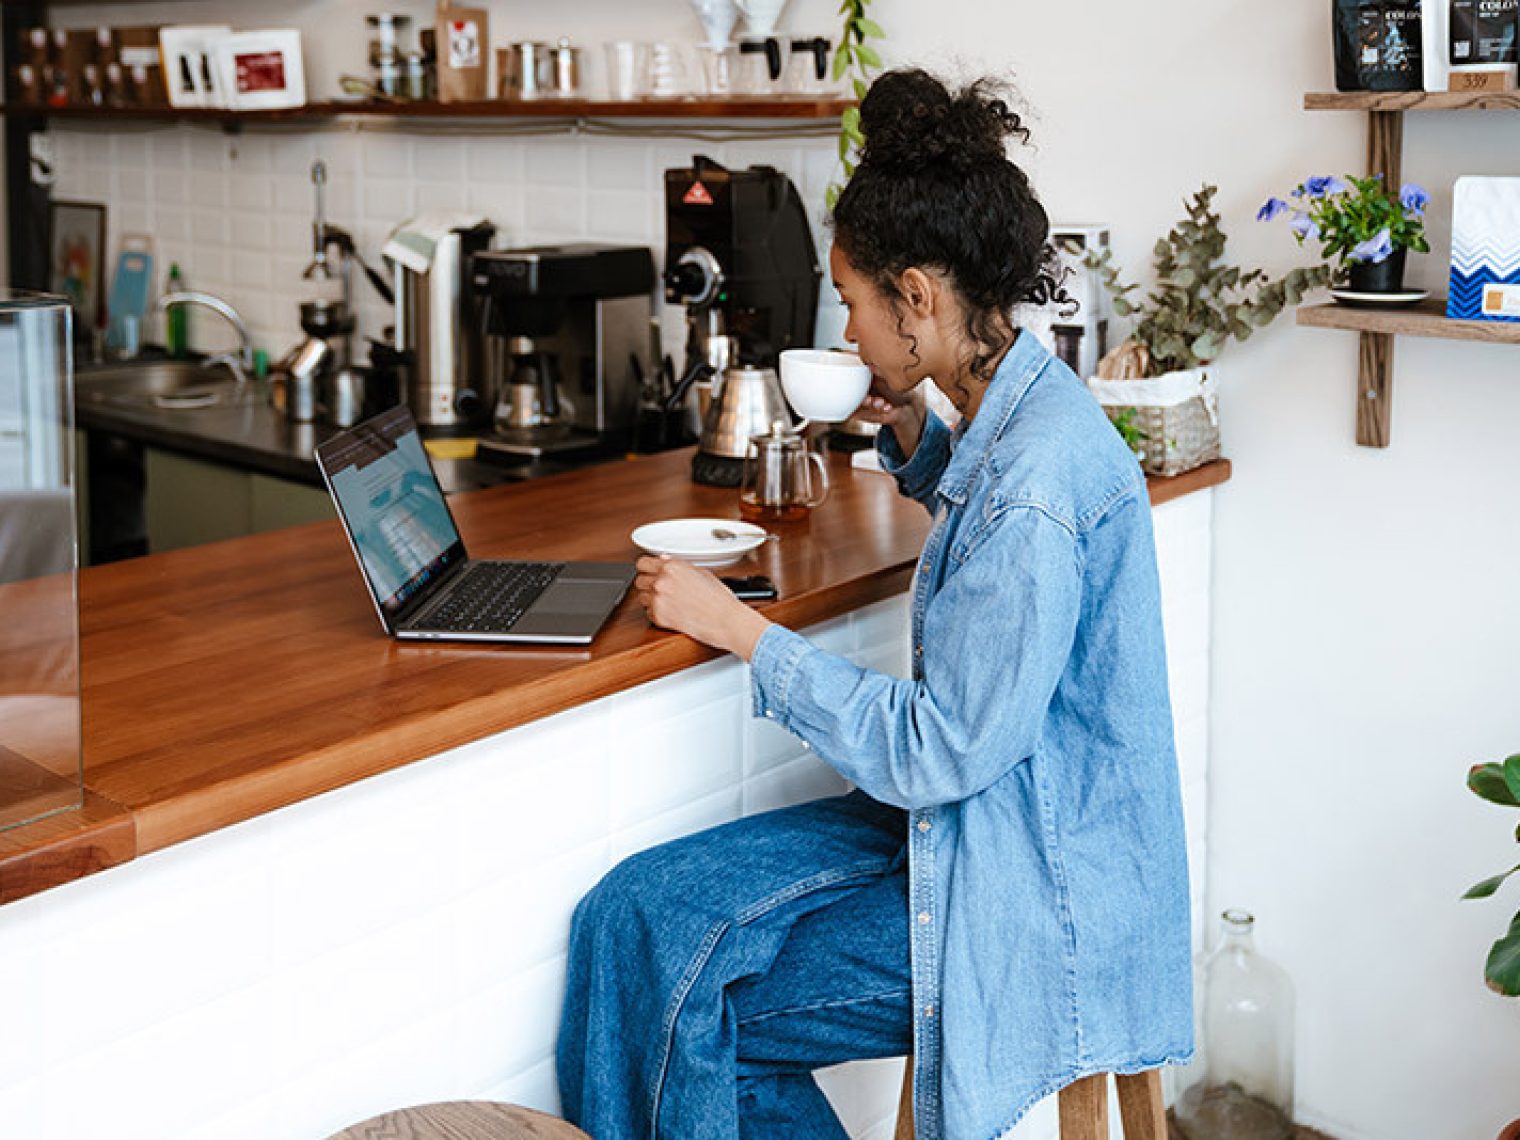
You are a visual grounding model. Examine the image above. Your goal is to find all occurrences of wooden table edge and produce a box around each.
[0,460,1230,904]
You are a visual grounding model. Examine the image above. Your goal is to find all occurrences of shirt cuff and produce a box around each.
[749,623,812,725]
[877,412,950,499]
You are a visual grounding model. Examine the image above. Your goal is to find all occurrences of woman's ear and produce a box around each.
[897,267,936,318]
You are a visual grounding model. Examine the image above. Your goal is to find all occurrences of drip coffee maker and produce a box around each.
[471,243,655,464]
[662,155,821,484]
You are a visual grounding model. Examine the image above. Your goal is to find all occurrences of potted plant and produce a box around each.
[1258,174,1430,298]
[1084,184,1329,476]
[1462,752,1520,998]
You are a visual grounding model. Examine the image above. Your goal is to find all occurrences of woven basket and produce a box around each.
[1088,368,1220,477]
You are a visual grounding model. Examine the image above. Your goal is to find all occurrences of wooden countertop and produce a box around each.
[0,450,1230,905]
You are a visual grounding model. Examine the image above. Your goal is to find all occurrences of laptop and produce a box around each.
[315,405,635,644]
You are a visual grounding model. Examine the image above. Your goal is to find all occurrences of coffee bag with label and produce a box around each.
[1451,0,1518,64]
[1335,0,1425,90]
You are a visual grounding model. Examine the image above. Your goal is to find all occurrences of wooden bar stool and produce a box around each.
[328,1100,592,1139]
[894,1062,1166,1140]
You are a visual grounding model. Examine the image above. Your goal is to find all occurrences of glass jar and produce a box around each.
[1175,909,1296,1140]
[0,291,83,832]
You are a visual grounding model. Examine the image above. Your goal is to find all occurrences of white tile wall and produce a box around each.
[50,122,841,369]
[0,492,1214,1140]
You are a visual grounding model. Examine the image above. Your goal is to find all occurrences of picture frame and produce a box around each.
[49,200,107,338]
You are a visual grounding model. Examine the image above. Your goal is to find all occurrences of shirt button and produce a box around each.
[917,818,931,833]
[917,911,931,925]
[923,1004,935,1018]
[914,645,923,658]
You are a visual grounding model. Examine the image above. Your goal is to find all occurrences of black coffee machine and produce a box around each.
[664,156,821,485]
[471,243,655,465]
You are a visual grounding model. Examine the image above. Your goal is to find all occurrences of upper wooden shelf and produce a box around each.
[0,96,854,124]
[1298,297,1520,343]
[1305,90,1520,111]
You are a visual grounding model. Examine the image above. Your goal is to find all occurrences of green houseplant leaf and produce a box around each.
[1469,760,1520,806]
[1485,912,1520,996]
[1463,753,1520,998]
[1464,864,1520,900]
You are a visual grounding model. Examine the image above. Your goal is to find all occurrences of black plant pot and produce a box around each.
[1345,248,1407,293]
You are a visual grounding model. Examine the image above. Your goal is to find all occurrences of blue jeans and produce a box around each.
[557,790,913,1139]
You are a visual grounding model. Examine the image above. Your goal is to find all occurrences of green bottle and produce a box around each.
[165,262,187,358]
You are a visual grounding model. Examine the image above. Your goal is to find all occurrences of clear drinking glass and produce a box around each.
[604,41,647,100]
[0,290,83,832]
[1175,909,1296,1140]
[645,41,692,98]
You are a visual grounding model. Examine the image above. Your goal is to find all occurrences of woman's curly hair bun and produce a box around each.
[831,68,1065,385]
[857,68,1030,175]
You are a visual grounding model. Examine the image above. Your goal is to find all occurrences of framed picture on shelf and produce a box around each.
[49,200,107,337]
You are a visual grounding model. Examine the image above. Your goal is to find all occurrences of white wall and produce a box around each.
[870,3,1520,1139]
[27,0,1520,1136]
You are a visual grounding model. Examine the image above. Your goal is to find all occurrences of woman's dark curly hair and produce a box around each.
[831,68,1065,386]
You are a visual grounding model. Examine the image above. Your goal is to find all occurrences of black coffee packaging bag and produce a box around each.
[1451,0,1518,64]
[1335,0,1425,89]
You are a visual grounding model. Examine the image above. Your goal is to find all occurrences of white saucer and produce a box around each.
[630,518,769,567]
[1329,288,1430,307]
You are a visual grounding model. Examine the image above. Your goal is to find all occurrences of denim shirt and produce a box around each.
[750,332,1194,1139]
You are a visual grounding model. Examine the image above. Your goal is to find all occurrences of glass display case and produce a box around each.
[0,290,82,831]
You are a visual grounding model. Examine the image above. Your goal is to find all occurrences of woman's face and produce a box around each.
[830,244,926,397]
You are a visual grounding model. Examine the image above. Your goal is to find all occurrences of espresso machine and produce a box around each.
[663,155,821,485]
[471,243,655,464]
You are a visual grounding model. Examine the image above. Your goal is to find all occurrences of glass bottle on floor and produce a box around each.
[1175,908,1296,1140]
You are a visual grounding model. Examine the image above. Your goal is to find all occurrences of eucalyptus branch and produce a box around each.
[826,0,882,209]
[1087,184,1331,376]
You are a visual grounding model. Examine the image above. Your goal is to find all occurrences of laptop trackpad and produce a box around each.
[498,580,620,638]
[535,580,624,615]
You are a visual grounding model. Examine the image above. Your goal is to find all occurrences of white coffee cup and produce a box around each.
[779,348,871,423]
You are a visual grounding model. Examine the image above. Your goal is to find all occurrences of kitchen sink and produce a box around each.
[75,361,256,411]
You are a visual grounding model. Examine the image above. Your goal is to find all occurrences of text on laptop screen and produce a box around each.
[322,407,463,618]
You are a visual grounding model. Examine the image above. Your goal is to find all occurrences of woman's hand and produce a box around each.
[851,377,927,458]
[635,555,773,661]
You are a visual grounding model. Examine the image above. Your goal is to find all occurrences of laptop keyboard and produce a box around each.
[421,561,565,633]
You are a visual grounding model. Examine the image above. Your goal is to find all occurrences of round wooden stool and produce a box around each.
[895,1062,1166,1140]
[329,1100,592,1140]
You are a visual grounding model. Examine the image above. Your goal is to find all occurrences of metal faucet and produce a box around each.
[156,291,254,383]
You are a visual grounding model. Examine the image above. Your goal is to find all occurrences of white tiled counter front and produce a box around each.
[0,490,1214,1140]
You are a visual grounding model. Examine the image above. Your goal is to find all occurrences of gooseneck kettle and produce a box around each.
[665,357,795,486]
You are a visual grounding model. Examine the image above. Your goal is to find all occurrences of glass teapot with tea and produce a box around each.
[739,422,829,522]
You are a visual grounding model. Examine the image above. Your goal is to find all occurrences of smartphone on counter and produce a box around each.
[721,575,779,602]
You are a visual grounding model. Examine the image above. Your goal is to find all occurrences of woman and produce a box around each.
[557,69,1193,1140]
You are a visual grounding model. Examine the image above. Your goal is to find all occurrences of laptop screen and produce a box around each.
[315,406,467,625]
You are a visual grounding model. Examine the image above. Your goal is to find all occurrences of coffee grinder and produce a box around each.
[663,155,821,485]
[471,243,655,464]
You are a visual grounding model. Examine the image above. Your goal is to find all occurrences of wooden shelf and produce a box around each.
[1297,298,1520,344]
[1296,89,1520,446]
[0,96,853,125]
[1305,90,1520,111]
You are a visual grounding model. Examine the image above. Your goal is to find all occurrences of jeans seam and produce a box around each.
[736,985,912,1028]
[648,916,731,1136]
[647,857,895,1133]
[733,859,894,926]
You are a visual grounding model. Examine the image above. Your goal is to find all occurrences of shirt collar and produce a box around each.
[936,329,1050,505]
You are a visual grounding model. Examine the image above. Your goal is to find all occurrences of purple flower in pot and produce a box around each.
[1348,228,1395,265]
